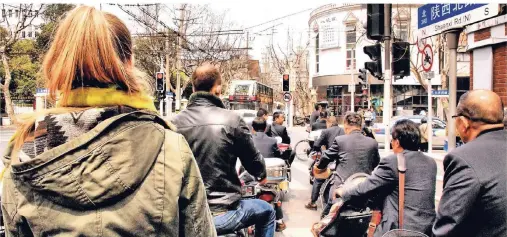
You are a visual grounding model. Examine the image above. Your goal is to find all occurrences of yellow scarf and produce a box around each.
[57,87,157,112]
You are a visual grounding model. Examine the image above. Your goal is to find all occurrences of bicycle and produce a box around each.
[294,129,323,161]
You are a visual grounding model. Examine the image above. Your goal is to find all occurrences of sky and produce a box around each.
[92,1,322,61]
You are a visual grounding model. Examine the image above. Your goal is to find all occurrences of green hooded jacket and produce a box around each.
[1,111,217,237]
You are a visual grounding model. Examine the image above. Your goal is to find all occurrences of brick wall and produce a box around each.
[474,28,491,42]
[493,43,507,106]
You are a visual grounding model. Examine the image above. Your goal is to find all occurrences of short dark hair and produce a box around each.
[252,117,267,132]
[257,108,268,117]
[273,111,284,120]
[391,119,420,151]
[191,65,221,92]
[315,104,321,111]
[319,111,328,118]
[344,112,362,127]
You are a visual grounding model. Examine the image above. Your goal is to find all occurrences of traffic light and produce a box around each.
[156,72,165,92]
[358,68,368,85]
[363,44,383,79]
[282,74,290,92]
[392,42,410,79]
[366,4,385,41]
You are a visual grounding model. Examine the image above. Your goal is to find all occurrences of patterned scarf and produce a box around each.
[18,88,156,162]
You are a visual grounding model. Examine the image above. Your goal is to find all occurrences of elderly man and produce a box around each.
[433,90,506,237]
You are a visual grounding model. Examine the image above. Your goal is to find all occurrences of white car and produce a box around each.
[232,110,273,126]
[372,116,447,149]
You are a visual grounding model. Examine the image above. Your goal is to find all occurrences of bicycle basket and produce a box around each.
[382,229,428,237]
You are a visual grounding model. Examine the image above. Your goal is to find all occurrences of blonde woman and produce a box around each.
[1,6,216,237]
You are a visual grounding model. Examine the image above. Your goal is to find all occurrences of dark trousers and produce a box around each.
[311,178,326,203]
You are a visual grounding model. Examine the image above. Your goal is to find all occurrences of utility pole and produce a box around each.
[447,31,459,151]
[383,4,392,153]
[351,68,355,112]
[175,4,185,111]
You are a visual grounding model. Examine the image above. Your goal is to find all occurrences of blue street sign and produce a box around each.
[432,90,449,96]
[418,4,498,38]
[418,4,486,29]
[36,88,49,94]
[166,91,174,97]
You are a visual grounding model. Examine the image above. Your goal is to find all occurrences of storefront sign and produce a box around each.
[318,16,340,49]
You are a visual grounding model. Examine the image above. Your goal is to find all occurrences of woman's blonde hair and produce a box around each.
[13,6,141,150]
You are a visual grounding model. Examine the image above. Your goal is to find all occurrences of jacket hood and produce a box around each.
[4,111,173,209]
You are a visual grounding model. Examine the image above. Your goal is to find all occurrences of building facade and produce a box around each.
[466,13,507,106]
[0,5,43,40]
[308,4,470,119]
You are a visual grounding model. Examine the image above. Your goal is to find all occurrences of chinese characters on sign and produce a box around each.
[319,16,340,49]
[418,4,498,38]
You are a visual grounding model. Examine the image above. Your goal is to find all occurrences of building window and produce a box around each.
[2,9,6,19]
[315,33,320,73]
[15,10,19,17]
[21,31,25,38]
[394,20,409,41]
[8,9,12,18]
[345,24,356,69]
[28,31,32,38]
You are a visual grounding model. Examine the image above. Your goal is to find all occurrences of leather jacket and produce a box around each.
[172,92,267,214]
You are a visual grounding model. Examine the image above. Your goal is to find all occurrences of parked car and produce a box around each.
[371,115,447,149]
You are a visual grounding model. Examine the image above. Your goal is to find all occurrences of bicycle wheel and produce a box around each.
[295,140,311,161]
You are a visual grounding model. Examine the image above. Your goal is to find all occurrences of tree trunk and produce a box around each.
[1,50,17,124]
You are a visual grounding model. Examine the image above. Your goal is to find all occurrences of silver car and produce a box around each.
[372,116,447,149]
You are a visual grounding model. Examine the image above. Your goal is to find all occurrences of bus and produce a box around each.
[228,80,274,113]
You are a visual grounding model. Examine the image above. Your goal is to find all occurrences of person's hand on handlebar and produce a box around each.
[258,178,268,185]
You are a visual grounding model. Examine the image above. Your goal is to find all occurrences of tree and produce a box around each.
[0,3,44,123]
[0,39,39,98]
[266,30,311,116]
[35,4,75,55]
[118,4,247,98]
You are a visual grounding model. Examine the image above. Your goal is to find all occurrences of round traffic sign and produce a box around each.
[283,92,292,102]
[422,44,433,72]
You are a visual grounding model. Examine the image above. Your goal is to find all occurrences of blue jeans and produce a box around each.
[214,199,276,237]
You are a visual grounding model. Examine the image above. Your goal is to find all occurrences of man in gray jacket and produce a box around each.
[433,90,506,237]
[335,119,437,236]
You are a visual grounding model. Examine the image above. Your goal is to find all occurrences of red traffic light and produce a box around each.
[156,72,164,79]
[283,74,289,80]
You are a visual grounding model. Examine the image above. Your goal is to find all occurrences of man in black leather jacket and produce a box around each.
[172,65,276,237]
